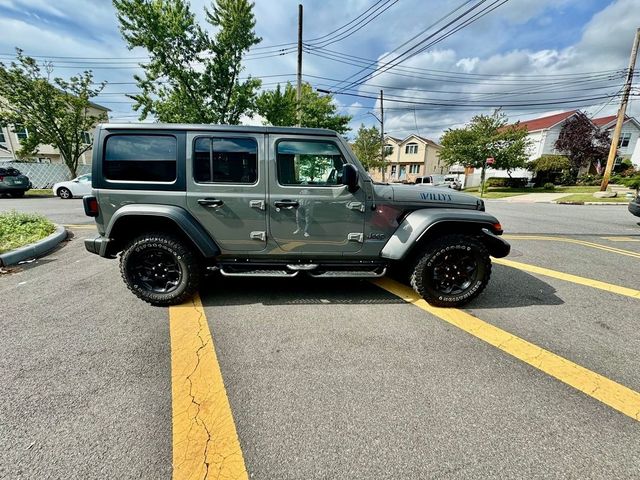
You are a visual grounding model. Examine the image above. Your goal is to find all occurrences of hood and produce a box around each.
[375,183,483,210]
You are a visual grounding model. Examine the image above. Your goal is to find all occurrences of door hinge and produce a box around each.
[347,232,364,243]
[249,199,265,210]
[250,231,266,241]
[346,201,365,212]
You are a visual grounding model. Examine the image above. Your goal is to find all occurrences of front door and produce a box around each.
[186,133,267,252]
[268,136,365,254]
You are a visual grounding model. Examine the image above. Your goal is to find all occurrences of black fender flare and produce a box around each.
[380,208,509,260]
[106,204,220,258]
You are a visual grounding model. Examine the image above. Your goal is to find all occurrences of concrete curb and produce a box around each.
[0,224,67,267]
[553,201,630,206]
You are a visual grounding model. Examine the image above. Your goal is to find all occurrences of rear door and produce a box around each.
[267,135,366,254]
[186,132,267,252]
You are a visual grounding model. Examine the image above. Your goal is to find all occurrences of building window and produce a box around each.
[194,137,258,184]
[409,164,420,174]
[15,124,28,140]
[618,132,631,148]
[82,132,92,144]
[383,144,393,155]
[104,134,177,182]
[391,165,397,176]
[277,140,346,186]
[405,143,418,154]
[0,125,5,144]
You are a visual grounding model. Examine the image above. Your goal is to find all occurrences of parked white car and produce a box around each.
[52,174,92,199]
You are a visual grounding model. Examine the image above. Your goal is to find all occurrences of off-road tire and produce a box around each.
[57,187,72,199]
[410,234,491,308]
[120,233,200,306]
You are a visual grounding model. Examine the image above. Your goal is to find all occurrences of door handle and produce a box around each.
[198,198,224,208]
[274,200,299,210]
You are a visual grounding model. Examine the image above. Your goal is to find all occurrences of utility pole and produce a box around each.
[296,4,303,127]
[600,27,640,191]
[380,89,385,182]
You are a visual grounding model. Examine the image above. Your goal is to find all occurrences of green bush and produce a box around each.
[622,175,640,194]
[614,158,633,173]
[542,182,555,191]
[486,177,528,188]
[0,211,56,254]
[576,174,603,186]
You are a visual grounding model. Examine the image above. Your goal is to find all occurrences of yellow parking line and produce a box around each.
[169,295,248,480]
[373,278,640,422]
[494,258,640,299]
[503,235,640,259]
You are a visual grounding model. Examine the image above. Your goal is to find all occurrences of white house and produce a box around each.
[0,99,109,165]
[592,114,640,168]
[517,110,640,168]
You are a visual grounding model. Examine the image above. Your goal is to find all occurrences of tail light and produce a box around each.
[83,195,99,217]
[0,176,4,182]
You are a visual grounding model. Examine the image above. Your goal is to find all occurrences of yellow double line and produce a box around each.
[504,234,640,259]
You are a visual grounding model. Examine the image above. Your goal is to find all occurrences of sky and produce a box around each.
[0,0,639,142]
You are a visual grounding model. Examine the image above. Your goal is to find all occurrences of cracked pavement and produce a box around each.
[1,199,640,479]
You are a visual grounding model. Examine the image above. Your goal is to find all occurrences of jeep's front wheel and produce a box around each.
[410,234,491,307]
[120,233,200,306]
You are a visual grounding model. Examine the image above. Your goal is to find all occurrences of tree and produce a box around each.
[113,0,261,123]
[554,111,610,180]
[256,82,351,134]
[527,154,570,185]
[351,123,388,171]
[439,110,530,190]
[0,50,107,177]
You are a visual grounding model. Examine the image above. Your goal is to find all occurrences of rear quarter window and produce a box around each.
[104,134,177,182]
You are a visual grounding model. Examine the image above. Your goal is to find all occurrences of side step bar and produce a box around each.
[219,268,299,278]
[309,268,387,278]
[218,266,386,278]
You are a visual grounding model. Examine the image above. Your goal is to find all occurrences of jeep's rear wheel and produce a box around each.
[410,234,491,307]
[120,233,200,306]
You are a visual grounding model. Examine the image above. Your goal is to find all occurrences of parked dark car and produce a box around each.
[0,167,31,197]
[629,195,640,218]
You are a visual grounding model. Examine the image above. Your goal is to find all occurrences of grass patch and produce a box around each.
[464,185,603,198]
[556,193,629,204]
[0,211,56,254]
[25,189,55,197]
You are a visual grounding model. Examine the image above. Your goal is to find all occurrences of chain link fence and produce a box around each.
[1,162,91,189]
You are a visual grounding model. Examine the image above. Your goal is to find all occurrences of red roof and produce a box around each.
[591,115,632,128]
[516,110,577,132]
[591,115,616,127]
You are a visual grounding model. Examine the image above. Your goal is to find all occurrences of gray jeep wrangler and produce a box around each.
[84,124,510,307]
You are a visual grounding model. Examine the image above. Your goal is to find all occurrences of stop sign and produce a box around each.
[486,157,495,165]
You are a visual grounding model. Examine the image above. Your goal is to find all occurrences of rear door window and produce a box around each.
[193,137,257,184]
[104,135,177,182]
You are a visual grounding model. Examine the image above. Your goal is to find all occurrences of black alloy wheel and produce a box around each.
[120,233,201,306]
[411,234,491,307]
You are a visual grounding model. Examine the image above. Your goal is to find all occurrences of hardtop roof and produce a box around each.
[99,123,338,136]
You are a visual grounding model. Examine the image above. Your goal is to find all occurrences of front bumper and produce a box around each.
[84,235,113,258]
[629,200,640,218]
[481,229,511,258]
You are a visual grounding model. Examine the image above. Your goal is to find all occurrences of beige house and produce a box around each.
[369,134,444,183]
[0,100,109,165]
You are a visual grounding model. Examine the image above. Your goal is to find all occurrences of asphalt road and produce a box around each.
[1,197,639,479]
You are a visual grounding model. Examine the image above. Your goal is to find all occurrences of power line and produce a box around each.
[336,0,512,93]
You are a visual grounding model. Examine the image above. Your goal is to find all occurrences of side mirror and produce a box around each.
[342,164,359,193]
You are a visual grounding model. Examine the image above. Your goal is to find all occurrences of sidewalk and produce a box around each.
[492,192,568,203]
